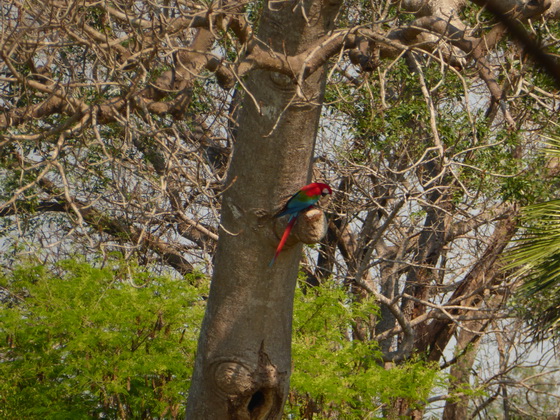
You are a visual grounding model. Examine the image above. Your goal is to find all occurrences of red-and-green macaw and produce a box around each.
[270,182,332,266]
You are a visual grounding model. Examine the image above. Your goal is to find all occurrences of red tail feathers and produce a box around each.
[269,216,297,266]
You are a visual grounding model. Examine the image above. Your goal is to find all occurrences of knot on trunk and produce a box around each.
[214,361,254,396]
[211,349,285,419]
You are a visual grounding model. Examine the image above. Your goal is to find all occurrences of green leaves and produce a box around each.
[288,280,439,417]
[0,260,206,419]
[509,200,560,286]
[1,263,441,418]
[505,137,560,338]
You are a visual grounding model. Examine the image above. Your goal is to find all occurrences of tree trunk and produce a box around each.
[185,1,342,418]
[442,319,487,419]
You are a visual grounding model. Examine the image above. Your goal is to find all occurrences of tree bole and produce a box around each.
[185,1,342,418]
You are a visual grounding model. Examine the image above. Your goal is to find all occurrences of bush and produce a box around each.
[0,260,206,419]
[1,263,438,419]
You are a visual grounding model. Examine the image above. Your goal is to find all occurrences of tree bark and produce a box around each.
[185,0,342,418]
[441,319,487,419]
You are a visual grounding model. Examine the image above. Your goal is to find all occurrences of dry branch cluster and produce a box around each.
[2,0,560,417]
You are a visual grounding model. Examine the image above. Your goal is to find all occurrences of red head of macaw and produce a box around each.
[270,182,332,266]
[275,182,332,219]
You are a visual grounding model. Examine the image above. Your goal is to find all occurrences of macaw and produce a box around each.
[269,182,332,266]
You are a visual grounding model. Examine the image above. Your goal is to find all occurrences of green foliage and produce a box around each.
[0,263,442,419]
[505,137,560,338]
[325,52,556,208]
[286,280,440,418]
[506,198,560,337]
[0,260,207,419]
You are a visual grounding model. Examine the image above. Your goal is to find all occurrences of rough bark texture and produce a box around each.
[185,1,342,418]
[442,319,486,420]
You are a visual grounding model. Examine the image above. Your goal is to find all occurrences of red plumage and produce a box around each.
[300,182,332,197]
[270,216,297,266]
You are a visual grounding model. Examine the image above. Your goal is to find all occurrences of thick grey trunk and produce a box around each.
[185,1,342,418]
